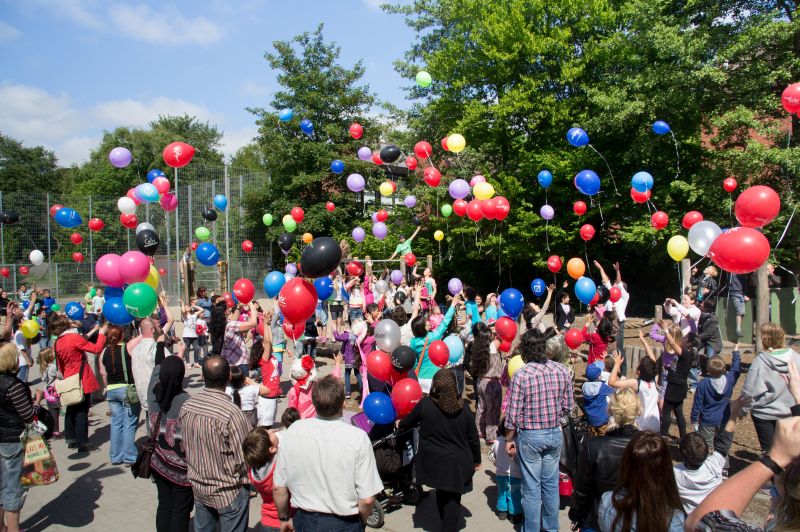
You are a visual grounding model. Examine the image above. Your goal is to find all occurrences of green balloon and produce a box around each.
[195,226,210,241]
[282,217,297,232]
[262,213,273,226]
[89,288,97,297]
[416,70,432,88]
[441,204,453,217]
[122,282,158,319]
[49,303,60,312]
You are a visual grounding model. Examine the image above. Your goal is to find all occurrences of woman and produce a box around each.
[483,293,498,324]
[195,286,212,319]
[398,369,481,532]
[555,282,574,331]
[468,322,503,444]
[0,342,40,532]
[208,296,227,356]
[597,431,686,531]
[221,302,258,375]
[410,292,462,393]
[569,389,641,530]
[659,327,693,439]
[99,325,140,465]
[51,313,107,452]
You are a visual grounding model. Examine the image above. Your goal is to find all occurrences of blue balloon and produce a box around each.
[135,183,159,203]
[21,300,29,311]
[103,297,134,325]
[444,334,465,364]
[363,392,396,425]
[65,302,84,321]
[566,127,590,147]
[147,169,166,183]
[213,194,228,211]
[300,118,314,135]
[530,278,546,297]
[574,277,597,305]
[537,170,553,189]
[631,171,654,193]
[195,243,220,266]
[574,170,601,196]
[499,288,524,320]
[314,277,334,300]
[652,120,671,135]
[331,159,345,174]
[104,286,124,298]
[278,108,294,122]
[54,207,82,228]
[264,271,285,298]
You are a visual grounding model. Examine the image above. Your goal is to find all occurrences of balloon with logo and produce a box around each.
[574,170,601,196]
[147,169,166,183]
[162,142,195,168]
[391,378,422,418]
[231,278,255,304]
[567,127,590,147]
[573,201,587,216]
[723,178,737,193]
[54,208,82,228]
[688,221,722,256]
[299,119,314,135]
[123,282,158,318]
[65,302,84,321]
[135,183,159,203]
[574,277,597,305]
[530,278,546,297]
[580,224,595,241]
[278,278,318,325]
[136,229,160,256]
[547,255,562,273]
[447,278,463,296]
[667,235,689,262]
[195,243,220,266]
[631,171,654,192]
[375,319,401,353]
[499,288,524,319]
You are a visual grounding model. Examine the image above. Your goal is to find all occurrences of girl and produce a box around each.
[608,334,661,433]
[650,321,682,409]
[582,313,615,365]
[180,299,203,368]
[656,328,693,439]
[492,418,522,523]
[226,366,267,427]
[333,326,361,399]
[39,347,61,437]
[411,292,462,393]
[249,326,281,428]
[287,354,342,419]
[469,322,503,444]
[346,277,365,323]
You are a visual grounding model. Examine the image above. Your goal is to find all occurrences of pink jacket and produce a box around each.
[287,385,316,419]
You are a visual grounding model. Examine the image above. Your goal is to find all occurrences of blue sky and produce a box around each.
[0,0,414,165]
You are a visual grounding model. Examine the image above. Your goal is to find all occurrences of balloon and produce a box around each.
[453,199,467,217]
[285,263,297,276]
[473,181,495,200]
[349,123,363,139]
[652,120,671,135]
[466,200,482,222]
[144,265,160,290]
[379,145,402,164]
[300,237,342,278]
[372,151,383,165]
[282,215,297,232]
[150,176,170,195]
[404,253,416,267]
[441,334,464,364]
[18,266,28,276]
[299,118,314,135]
[330,159,345,174]
[127,188,143,206]
[0,268,8,278]
[447,134,466,153]
[434,230,445,241]
[630,187,651,204]
[212,194,228,211]
[262,213,273,226]
[241,240,254,253]
[289,207,304,224]
[374,319,401,353]
[53,207,81,228]
[499,288,524,319]
[372,222,388,240]
[448,179,470,200]
[415,71,432,87]
[88,217,104,231]
[158,268,167,276]
[122,282,158,318]
[72,252,84,263]
[160,193,178,212]
[119,213,138,229]
[540,204,554,221]
[781,83,800,113]
[447,278,463,296]
[547,255,562,273]
[103,297,134,325]
[351,226,366,243]
[20,320,40,339]
[195,226,211,241]
[566,127,589,147]
[537,170,553,188]
[49,204,63,217]
[530,278,546,297]
[117,197,136,215]
[682,211,704,229]
[135,222,154,235]
[373,279,389,295]
[734,185,781,228]
[314,277,334,301]
[364,392,396,425]
[147,169,166,183]
[232,278,255,304]
[651,211,669,230]
[441,204,453,217]
[29,250,44,266]
[573,201,587,216]
[391,345,417,372]
[391,378,422,418]
[367,350,393,382]
[507,355,524,378]
[667,235,690,261]
[609,286,622,303]
[65,302,84,321]
[406,156,418,170]
[195,243,220,266]
[495,196,510,221]
[580,224,596,241]
[567,258,586,279]
[631,171,654,192]
[162,142,195,168]
[96,254,124,287]
[278,108,294,121]
[347,261,364,277]
[281,320,303,340]
[119,251,151,285]
[723,178,738,192]
[135,183,159,203]
[346,173,365,193]
[357,147,372,161]
[414,141,432,159]
[565,328,583,349]
[379,181,393,197]
[190,242,198,251]
[427,340,449,368]
[574,276,597,305]
[708,227,771,274]
[423,167,441,187]
[278,278,318,324]
[688,220,722,256]
[495,316,518,343]
[264,271,285,298]
[108,147,132,168]
[575,170,601,196]
[403,195,417,208]
[302,233,313,244]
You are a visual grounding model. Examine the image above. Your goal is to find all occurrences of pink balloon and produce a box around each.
[152,176,171,194]
[160,193,178,212]
[469,175,486,187]
[119,251,151,284]
[95,254,124,287]
[127,188,143,206]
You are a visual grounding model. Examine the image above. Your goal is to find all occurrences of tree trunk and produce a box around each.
[754,263,769,352]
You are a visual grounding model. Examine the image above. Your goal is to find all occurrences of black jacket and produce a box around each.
[555,296,575,331]
[569,425,639,528]
[664,348,693,403]
[696,313,723,354]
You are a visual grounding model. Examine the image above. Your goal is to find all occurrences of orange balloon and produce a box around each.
[302,232,313,244]
[566,257,585,280]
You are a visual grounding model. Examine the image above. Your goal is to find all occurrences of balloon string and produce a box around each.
[728,193,733,225]
[677,264,682,299]
[597,197,605,226]
[545,220,550,251]
[775,263,799,304]
[498,221,503,278]
[588,144,618,195]
[584,241,592,278]
[670,131,681,180]
[772,204,796,254]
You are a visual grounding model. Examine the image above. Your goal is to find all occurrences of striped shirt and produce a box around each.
[179,388,251,509]
[506,360,574,431]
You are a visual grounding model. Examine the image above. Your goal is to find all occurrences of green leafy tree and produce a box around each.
[0,133,63,192]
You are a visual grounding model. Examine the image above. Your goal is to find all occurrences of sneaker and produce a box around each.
[345,394,351,399]
[498,511,507,521]
[76,444,100,453]
[736,329,743,339]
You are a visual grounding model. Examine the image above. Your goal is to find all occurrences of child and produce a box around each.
[650,321,682,409]
[243,426,282,531]
[226,366,262,427]
[582,364,615,433]
[427,303,444,330]
[254,329,281,428]
[303,319,318,358]
[270,310,287,375]
[608,342,661,433]
[333,328,362,399]
[275,407,300,445]
[287,354,341,419]
[38,347,61,438]
[581,313,615,365]
[491,419,522,523]
[691,344,742,450]
[92,287,105,315]
[600,356,614,383]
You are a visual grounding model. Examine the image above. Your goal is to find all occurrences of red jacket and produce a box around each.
[248,462,280,528]
[54,331,106,395]
[581,326,609,365]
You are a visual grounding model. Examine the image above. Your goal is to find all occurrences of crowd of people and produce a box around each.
[0,257,799,532]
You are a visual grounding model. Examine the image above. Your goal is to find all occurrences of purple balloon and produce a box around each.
[448,277,463,296]
[540,204,554,221]
[390,269,403,285]
[469,175,486,187]
[371,212,379,223]
[109,147,132,168]
[403,195,417,208]
[346,173,365,193]
[372,222,388,240]
[357,147,372,161]
[448,179,470,200]
[285,263,298,275]
[284,272,296,281]
[352,226,366,243]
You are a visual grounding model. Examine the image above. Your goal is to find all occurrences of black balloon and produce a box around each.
[278,233,294,254]
[391,345,417,372]
[202,207,218,222]
[136,229,160,256]
[379,145,402,164]
[412,215,422,226]
[596,285,610,306]
[300,237,342,278]
[0,211,19,225]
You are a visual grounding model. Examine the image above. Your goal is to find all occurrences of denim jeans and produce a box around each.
[293,509,364,531]
[0,441,24,511]
[16,365,29,383]
[516,427,562,532]
[107,386,141,464]
[193,486,249,532]
[349,308,364,323]
[496,475,522,515]
[344,366,363,396]
[688,367,701,391]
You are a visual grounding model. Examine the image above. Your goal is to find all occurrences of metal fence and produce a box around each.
[0,164,271,302]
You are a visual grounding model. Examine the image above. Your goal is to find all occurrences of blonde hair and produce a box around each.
[38,347,54,375]
[761,323,786,350]
[667,324,684,346]
[609,388,642,427]
[0,343,19,374]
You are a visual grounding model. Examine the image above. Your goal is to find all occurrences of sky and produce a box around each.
[0,0,415,166]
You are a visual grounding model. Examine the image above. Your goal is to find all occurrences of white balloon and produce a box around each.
[117,196,136,215]
[29,250,44,266]
[688,220,722,256]
[374,280,389,295]
[136,222,155,235]
[374,319,401,353]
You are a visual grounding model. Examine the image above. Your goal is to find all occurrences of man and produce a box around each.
[594,260,630,374]
[180,356,251,532]
[505,329,573,532]
[127,317,158,409]
[387,226,421,261]
[274,374,382,531]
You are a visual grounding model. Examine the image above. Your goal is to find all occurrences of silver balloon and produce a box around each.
[374,319,401,353]
[688,220,722,256]
[136,222,155,235]
[374,280,389,295]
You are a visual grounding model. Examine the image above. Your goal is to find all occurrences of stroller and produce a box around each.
[351,412,423,528]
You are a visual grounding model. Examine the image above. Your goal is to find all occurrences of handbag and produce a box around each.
[119,345,139,405]
[132,411,162,479]
[53,340,84,407]
[20,421,59,487]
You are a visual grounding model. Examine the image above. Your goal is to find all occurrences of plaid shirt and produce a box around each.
[506,360,573,431]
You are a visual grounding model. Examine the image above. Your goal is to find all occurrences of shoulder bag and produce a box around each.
[53,339,85,407]
[132,411,162,479]
[119,345,139,405]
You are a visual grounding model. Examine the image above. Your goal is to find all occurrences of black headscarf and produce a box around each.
[154,356,185,414]
[430,369,462,416]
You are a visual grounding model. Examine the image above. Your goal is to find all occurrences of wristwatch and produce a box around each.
[759,453,784,476]
[278,513,291,522]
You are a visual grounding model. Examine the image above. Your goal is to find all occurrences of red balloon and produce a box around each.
[580,224,596,241]
[152,176,171,194]
[325,201,335,212]
[349,123,363,139]
[158,267,167,275]
[72,252,84,263]
[19,266,29,276]
[782,83,800,113]
[480,198,498,219]
[0,267,8,278]
[367,350,393,382]
[453,199,468,217]
[682,211,704,230]
[734,185,780,228]
[223,292,235,308]
[414,141,432,159]
[609,286,621,303]
[547,255,562,273]
[88,217,104,231]
[405,156,418,171]
[49,204,64,217]
[376,209,388,222]
[708,227,771,274]
[441,137,450,151]
[233,278,255,304]
[650,211,669,230]
[391,378,423,418]
[423,167,441,187]
[466,199,483,222]
[427,340,449,368]
[590,292,600,306]
[241,240,254,253]
[282,320,305,340]
[565,328,583,349]
[119,213,138,229]
[495,316,518,343]
[573,201,587,216]
[278,278,318,324]
[190,241,199,251]
[372,151,383,165]
[346,261,364,277]
[499,340,512,353]
[70,232,83,245]
[494,196,510,221]
[163,141,195,168]
[404,253,416,267]
[291,207,305,223]
[390,181,397,193]
[127,187,142,206]
[630,187,651,204]
[723,178,738,193]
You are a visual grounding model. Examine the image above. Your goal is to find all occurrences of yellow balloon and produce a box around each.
[379,181,393,197]
[434,230,444,241]
[667,235,689,262]
[473,181,495,200]
[21,319,40,339]
[447,133,466,153]
[144,265,160,290]
[302,232,313,244]
[508,355,524,378]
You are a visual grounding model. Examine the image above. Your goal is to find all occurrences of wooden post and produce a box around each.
[655,305,663,322]
[217,261,228,295]
[755,263,769,352]
[426,255,433,271]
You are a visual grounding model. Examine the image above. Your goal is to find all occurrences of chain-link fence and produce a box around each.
[0,164,270,302]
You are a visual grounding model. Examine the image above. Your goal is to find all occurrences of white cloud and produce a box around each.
[220,127,258,159]
[92,96,220,127]
[362,0,384,11]
[0,20,21,41]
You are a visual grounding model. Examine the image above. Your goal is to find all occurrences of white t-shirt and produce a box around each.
[183,315,198,338]
[225,384,260,412]
[604,281,629,322]
[273,417,383,516]
[92,295,105,314]
[131,338,157,409]
[674,452,726,513]
[400,322,413,347]
[636,379,661,432]
[492,436,521,478]
[14,330,28,367]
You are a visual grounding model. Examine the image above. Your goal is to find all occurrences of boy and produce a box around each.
[690,344,742,450]
[582,364,615,432]
[92,287,105,315]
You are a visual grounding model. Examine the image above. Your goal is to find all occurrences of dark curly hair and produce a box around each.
[520,328,555,364]
[597,315,615,342]
[468,322,493,378]
[638,357,658,382]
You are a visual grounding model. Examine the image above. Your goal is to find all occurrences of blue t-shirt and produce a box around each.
[484,304,498,323]
[465,301,481,326]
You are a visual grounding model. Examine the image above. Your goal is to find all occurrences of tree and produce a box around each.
[0,133,63,192]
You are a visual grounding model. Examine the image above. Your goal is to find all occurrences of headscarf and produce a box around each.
[154,356,185,414]
[430,368,462,416]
